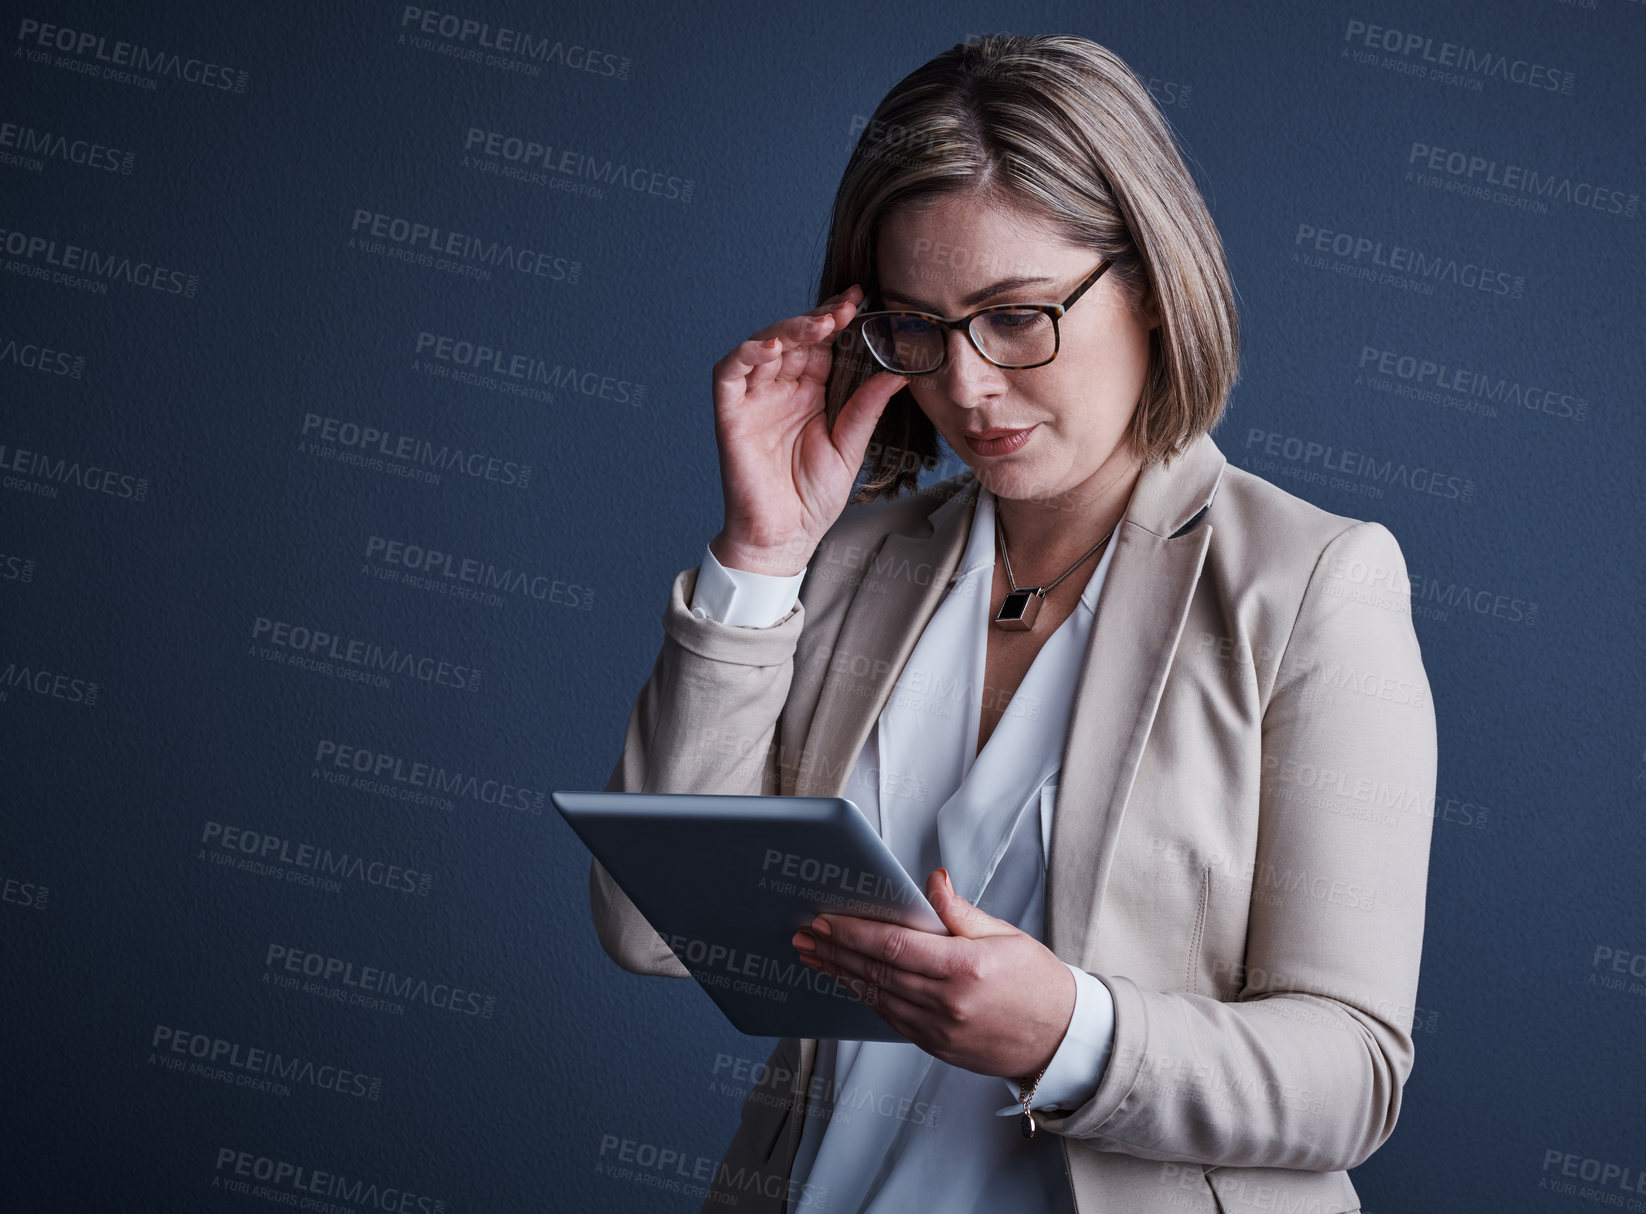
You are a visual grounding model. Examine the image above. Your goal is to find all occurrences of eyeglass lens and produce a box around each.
[860,308,1056,373]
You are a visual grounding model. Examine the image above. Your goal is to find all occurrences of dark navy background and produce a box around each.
[2,1,1642,1210]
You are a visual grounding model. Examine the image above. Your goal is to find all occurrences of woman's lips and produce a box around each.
[963,424,1037,457]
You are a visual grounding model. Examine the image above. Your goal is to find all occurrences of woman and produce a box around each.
[589,33,1435,1214]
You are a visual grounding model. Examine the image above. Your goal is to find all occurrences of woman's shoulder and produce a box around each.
[1205,442,1415,623]
[1210,444,1408,568]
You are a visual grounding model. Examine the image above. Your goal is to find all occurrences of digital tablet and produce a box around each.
[553,790,950,1041]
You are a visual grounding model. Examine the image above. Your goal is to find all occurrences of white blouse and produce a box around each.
[690,484,1118,1213]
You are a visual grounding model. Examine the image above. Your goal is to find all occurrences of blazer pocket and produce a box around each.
[1185,863,1211,996]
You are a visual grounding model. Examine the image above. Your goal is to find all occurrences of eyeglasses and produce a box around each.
[851,259,1112,375]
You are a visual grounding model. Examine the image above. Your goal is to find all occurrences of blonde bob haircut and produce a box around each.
[821,33,1240,503]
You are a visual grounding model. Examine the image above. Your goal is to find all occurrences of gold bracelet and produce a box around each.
[1018,1060,1052,1139]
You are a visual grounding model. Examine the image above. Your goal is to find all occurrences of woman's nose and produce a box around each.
[938,327,1006,406]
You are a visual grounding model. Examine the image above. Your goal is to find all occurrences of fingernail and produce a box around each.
[791,930,815,952]
[810,916,832,937]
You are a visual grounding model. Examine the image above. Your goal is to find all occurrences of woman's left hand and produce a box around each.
[792,867,1077,1080]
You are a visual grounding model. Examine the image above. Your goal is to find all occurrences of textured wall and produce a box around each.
[2,1,1642,1210]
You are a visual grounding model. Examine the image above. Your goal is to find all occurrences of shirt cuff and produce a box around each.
[688,542,806,629]
[994,964,1116,1116]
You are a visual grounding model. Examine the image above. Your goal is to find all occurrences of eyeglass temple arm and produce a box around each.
[1056,258,1112,315]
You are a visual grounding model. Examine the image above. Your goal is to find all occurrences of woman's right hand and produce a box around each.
[708,284,910,577]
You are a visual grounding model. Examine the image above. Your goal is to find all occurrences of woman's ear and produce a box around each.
[1138,288,1163,331]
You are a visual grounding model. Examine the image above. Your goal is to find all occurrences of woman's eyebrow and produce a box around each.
[879,273,1058,313]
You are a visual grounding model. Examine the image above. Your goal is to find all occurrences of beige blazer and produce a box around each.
[589,429,1436,1214]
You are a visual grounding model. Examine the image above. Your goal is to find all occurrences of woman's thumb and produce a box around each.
[929,868,994,937]
[832,370,909,466]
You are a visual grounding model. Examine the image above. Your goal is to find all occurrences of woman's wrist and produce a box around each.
[709,530,813,578]
[1014,956,1078,1082]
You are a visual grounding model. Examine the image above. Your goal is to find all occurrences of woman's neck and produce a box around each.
[986,453,1144,588]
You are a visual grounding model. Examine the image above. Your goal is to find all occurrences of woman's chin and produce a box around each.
[970,459,1055,504]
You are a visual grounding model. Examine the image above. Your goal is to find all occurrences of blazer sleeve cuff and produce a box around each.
[1019,972,1149,1137]
[690,542,807,629]
[663,565,804,667]
[996,963,1116,1115]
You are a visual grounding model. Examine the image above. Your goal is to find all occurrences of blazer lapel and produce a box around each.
[793,477,981,801]
[1044,433,1226,964]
